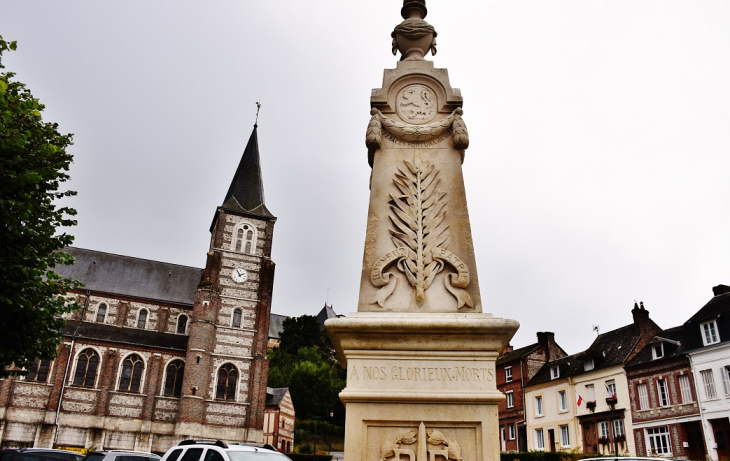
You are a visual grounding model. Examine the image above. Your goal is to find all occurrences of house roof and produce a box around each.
[57,247,202,305]
[625,325,687,368]
[496,343,541,365]
[64,320,188,352]
[527,320,648,386]
[685,291,730,325]
[266,387,289,406]
[220,125,273,218]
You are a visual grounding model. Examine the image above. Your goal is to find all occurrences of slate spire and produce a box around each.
[221,124,273,217]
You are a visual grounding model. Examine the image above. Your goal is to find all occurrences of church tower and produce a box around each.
[178,123,277,443]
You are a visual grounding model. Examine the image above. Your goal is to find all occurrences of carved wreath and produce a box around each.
[370,157,473,310]
[366,107,469,153]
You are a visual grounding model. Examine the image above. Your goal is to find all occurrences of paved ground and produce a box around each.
[329,451,344,461]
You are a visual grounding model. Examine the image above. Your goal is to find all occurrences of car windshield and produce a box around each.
[81,454,105,461]
[115,457,159,461]
[227,453,290,461]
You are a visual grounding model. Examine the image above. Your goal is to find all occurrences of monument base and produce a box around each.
[326,313,519,461]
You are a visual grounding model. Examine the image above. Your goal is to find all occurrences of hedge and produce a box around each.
[286,455,333,461]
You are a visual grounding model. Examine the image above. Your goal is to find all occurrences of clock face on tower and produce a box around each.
[232,267,248,283]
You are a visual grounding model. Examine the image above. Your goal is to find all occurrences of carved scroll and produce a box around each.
[370,157,473,309]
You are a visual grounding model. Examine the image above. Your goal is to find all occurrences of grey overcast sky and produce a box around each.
[2,1,729,354]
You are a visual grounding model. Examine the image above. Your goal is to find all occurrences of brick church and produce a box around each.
[0,125,279,453]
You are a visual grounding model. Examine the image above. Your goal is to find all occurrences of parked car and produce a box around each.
[0,449,84,461]
[160,440,290,461]
[81,451,160,461]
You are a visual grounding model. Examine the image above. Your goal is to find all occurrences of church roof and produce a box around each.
[221,125,273,218]
[64,320,188,352]
[57,247,202,306]
[316,304,338,328]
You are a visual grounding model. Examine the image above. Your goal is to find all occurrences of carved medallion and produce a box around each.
[396,84,437,124]
[370,156,473,309]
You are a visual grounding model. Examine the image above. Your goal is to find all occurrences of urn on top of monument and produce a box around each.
[359,0,482,314]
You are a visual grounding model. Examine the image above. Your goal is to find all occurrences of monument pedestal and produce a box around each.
[327,313,518,461]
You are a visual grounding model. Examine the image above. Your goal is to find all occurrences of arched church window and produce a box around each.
[232,223,257,255]
[232,308,242,328]
[216,363,238,400]
[177,314,188,334]
[137,309,148,329]
[72,349,99,387]
[163,360,185,397]
[118,353,145,393]
[26,359,52,382]
[96,303,107,323]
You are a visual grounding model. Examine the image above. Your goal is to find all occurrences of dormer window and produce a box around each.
[232,222,257,255]
[701,320,720,346]
[551,366,560,379]
[584,358,594,371]
[652,343,664,360]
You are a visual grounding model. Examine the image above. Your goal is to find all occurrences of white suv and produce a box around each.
[160,441,290,461]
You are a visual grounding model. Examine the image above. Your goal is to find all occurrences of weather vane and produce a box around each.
[254,102,261,127]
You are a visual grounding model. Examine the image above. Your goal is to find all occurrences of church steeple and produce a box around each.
[221,124,273,218]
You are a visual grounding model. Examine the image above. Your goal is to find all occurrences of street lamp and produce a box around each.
[312,416,321,461]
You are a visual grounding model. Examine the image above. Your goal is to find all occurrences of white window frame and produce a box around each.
[701,369,717,399]
[599,421,610,439]
[652,343,664,360]
[551,366,560,379]
[215,362,241,401]
[701,320,720,346]
[559,425,570,447]
[508,424,515,440]
[678,374,693,403]
[69,346,103,387]
[613,419,625,437]
[535,395,543,416]
[558,390,567,412]
[722,367,730,396]
[638,382,650,410]
[505,366,513,383]
[606,379,616,398]
[646,426,672,456]
[657,378,671,407]
[586,384,596,402]
[535,428,545,450]
[506,390,514,408]
[584,358,594,371]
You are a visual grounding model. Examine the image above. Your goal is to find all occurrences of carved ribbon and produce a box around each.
[366,107,469,155]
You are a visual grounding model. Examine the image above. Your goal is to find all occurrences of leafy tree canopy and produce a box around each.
[0,36,82,377]
[268,315,346,423]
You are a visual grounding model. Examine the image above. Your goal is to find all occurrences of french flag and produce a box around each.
[576,394,583,406]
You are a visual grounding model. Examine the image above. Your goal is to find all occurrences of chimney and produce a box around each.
[537,332,558,361]
[501,343,513,355]
[632,301,655,336]
[713,285,730,296]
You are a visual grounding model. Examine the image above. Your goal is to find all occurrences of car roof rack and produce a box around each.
[235,443,277,452]
[179,440,229,449]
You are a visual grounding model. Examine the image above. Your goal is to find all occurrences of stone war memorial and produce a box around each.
[325,2,520,460]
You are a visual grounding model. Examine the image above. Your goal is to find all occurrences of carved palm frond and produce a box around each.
[388,158,449,305]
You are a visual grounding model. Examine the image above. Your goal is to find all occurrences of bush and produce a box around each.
[287,455,332,461]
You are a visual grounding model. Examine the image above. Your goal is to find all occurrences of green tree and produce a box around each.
[278,315,335,359]
[0,36,81,377]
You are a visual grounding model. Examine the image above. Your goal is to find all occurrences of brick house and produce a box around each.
[0,125,278,452]
[624,324,706,459]
[263,388,294,453]
[497,332,566,452]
